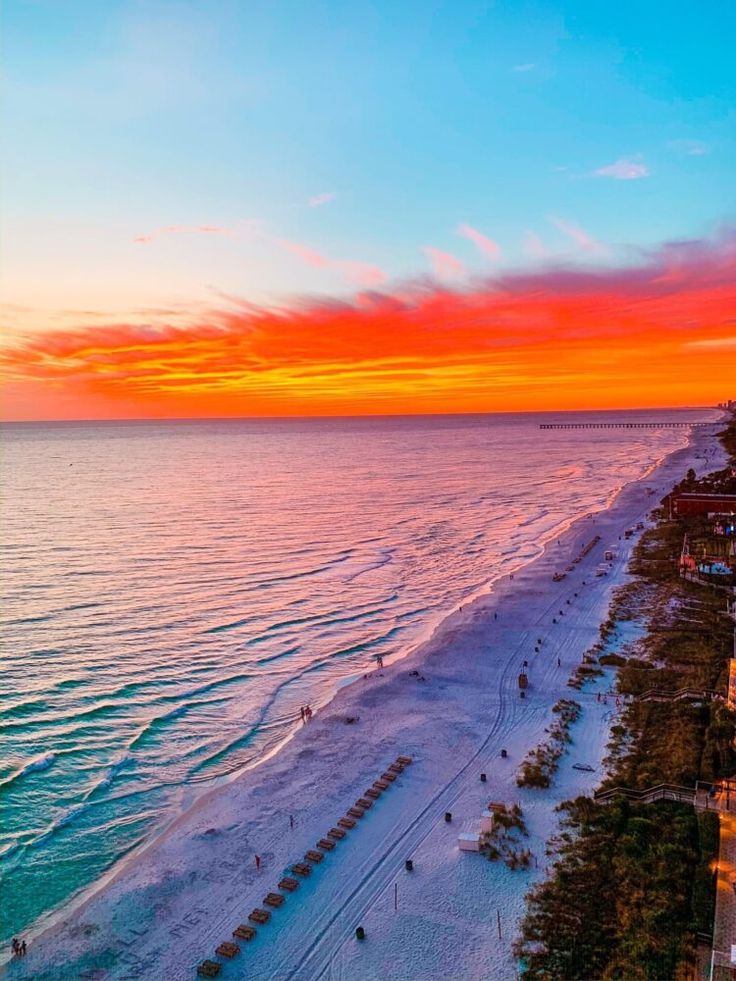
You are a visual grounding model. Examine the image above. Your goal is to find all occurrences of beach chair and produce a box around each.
[248,908,271,925]
[215,942,240,959]
[305,849,325,863]
[381,771,397,782]
[317,837,336,851]
[373,779,390,791]
[327,827,346,840]
[388,763,404,775]
[397,755,413,766]
[279,877,299,892]
[233,925,256,941]
[365,788,381,800]
[338,816,356,830]
[292,862,312,877]
[356,797,373,809]
[347,806,365,819]
[197,960,221,977]
[264,892,285,908]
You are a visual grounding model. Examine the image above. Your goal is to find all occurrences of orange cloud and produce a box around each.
[2,231,735,420]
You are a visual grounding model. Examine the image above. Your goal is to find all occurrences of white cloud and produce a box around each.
[594,157,650,180]
[308,192,336,207]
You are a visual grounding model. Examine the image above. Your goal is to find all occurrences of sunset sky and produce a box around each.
[2,0,735,420]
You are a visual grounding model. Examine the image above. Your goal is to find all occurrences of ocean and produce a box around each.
[0,409,716,942]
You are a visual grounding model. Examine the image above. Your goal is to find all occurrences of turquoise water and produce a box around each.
[0,409,712,941]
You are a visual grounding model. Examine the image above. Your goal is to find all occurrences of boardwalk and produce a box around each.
[711,812,736,980]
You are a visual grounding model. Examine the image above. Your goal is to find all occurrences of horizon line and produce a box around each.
[0,404,724,426]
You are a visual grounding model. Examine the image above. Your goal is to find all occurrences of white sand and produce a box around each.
[5,421,727,981]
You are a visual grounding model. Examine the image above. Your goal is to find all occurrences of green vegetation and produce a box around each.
[481,803,533,869]
[514,414,736,980]
[517,699,582,788]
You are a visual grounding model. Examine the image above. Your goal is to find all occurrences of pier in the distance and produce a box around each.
[539,421,712,429]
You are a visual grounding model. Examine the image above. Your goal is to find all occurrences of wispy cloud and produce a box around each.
[548,216,605,254]
[513,63,536,72]
[134,224,238,244]
[422,247,466,279]
[277,238,385,286]
[308,192,337,208]
[523,231,549,259]
[685,336,736,350]
[669,139,710,157]
[456,224,501,260]
[593,157,650,180]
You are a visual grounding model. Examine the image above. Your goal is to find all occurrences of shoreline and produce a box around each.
[6,417,727,981]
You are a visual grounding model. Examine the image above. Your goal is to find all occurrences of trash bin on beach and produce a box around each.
[518,672,528,690]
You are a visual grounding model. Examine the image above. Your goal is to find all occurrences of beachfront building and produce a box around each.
[671,493,736,517]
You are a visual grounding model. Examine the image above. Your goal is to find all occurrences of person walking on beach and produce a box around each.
[255,854,261,871]
[20,941,26,956]
[290,815,295,831]
[377,654,384,668]
[305,705,313,722]
[11,939,18,957]
[300,706,305,723]
[557,657,561,667]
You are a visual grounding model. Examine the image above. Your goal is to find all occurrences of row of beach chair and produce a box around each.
[196,755,413,977]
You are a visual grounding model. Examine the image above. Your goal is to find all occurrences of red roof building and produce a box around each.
[671,493,736,517]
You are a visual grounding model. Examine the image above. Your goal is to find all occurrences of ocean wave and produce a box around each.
[0,752,57,791]
[0,841,22,862]
[27,803,89,849]
[83,756,133,798]
[1,700,125,732]
[127,705,189,750]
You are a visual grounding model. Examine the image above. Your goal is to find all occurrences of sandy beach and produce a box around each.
[5,420,727,981]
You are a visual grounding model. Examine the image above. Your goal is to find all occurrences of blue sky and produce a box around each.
[2,0,735,321]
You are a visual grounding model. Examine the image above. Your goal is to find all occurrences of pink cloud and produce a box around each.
[456,224,501,260]
[422,247,466,279]
[277,238,385,286]
[548,216,606,255]
[594,157,650,180]
[523,231,549,259]
[134,224,236,244]
[308,192,337,207]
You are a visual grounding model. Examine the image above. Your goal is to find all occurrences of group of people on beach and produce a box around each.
[299,705,313,723]
[11,938,27,957]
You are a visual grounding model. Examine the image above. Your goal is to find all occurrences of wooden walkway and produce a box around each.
[711,812,736,980]
[594,781,735,814]
[539,422,711,429]
[636,687,721,705]
[594,783,696,806]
